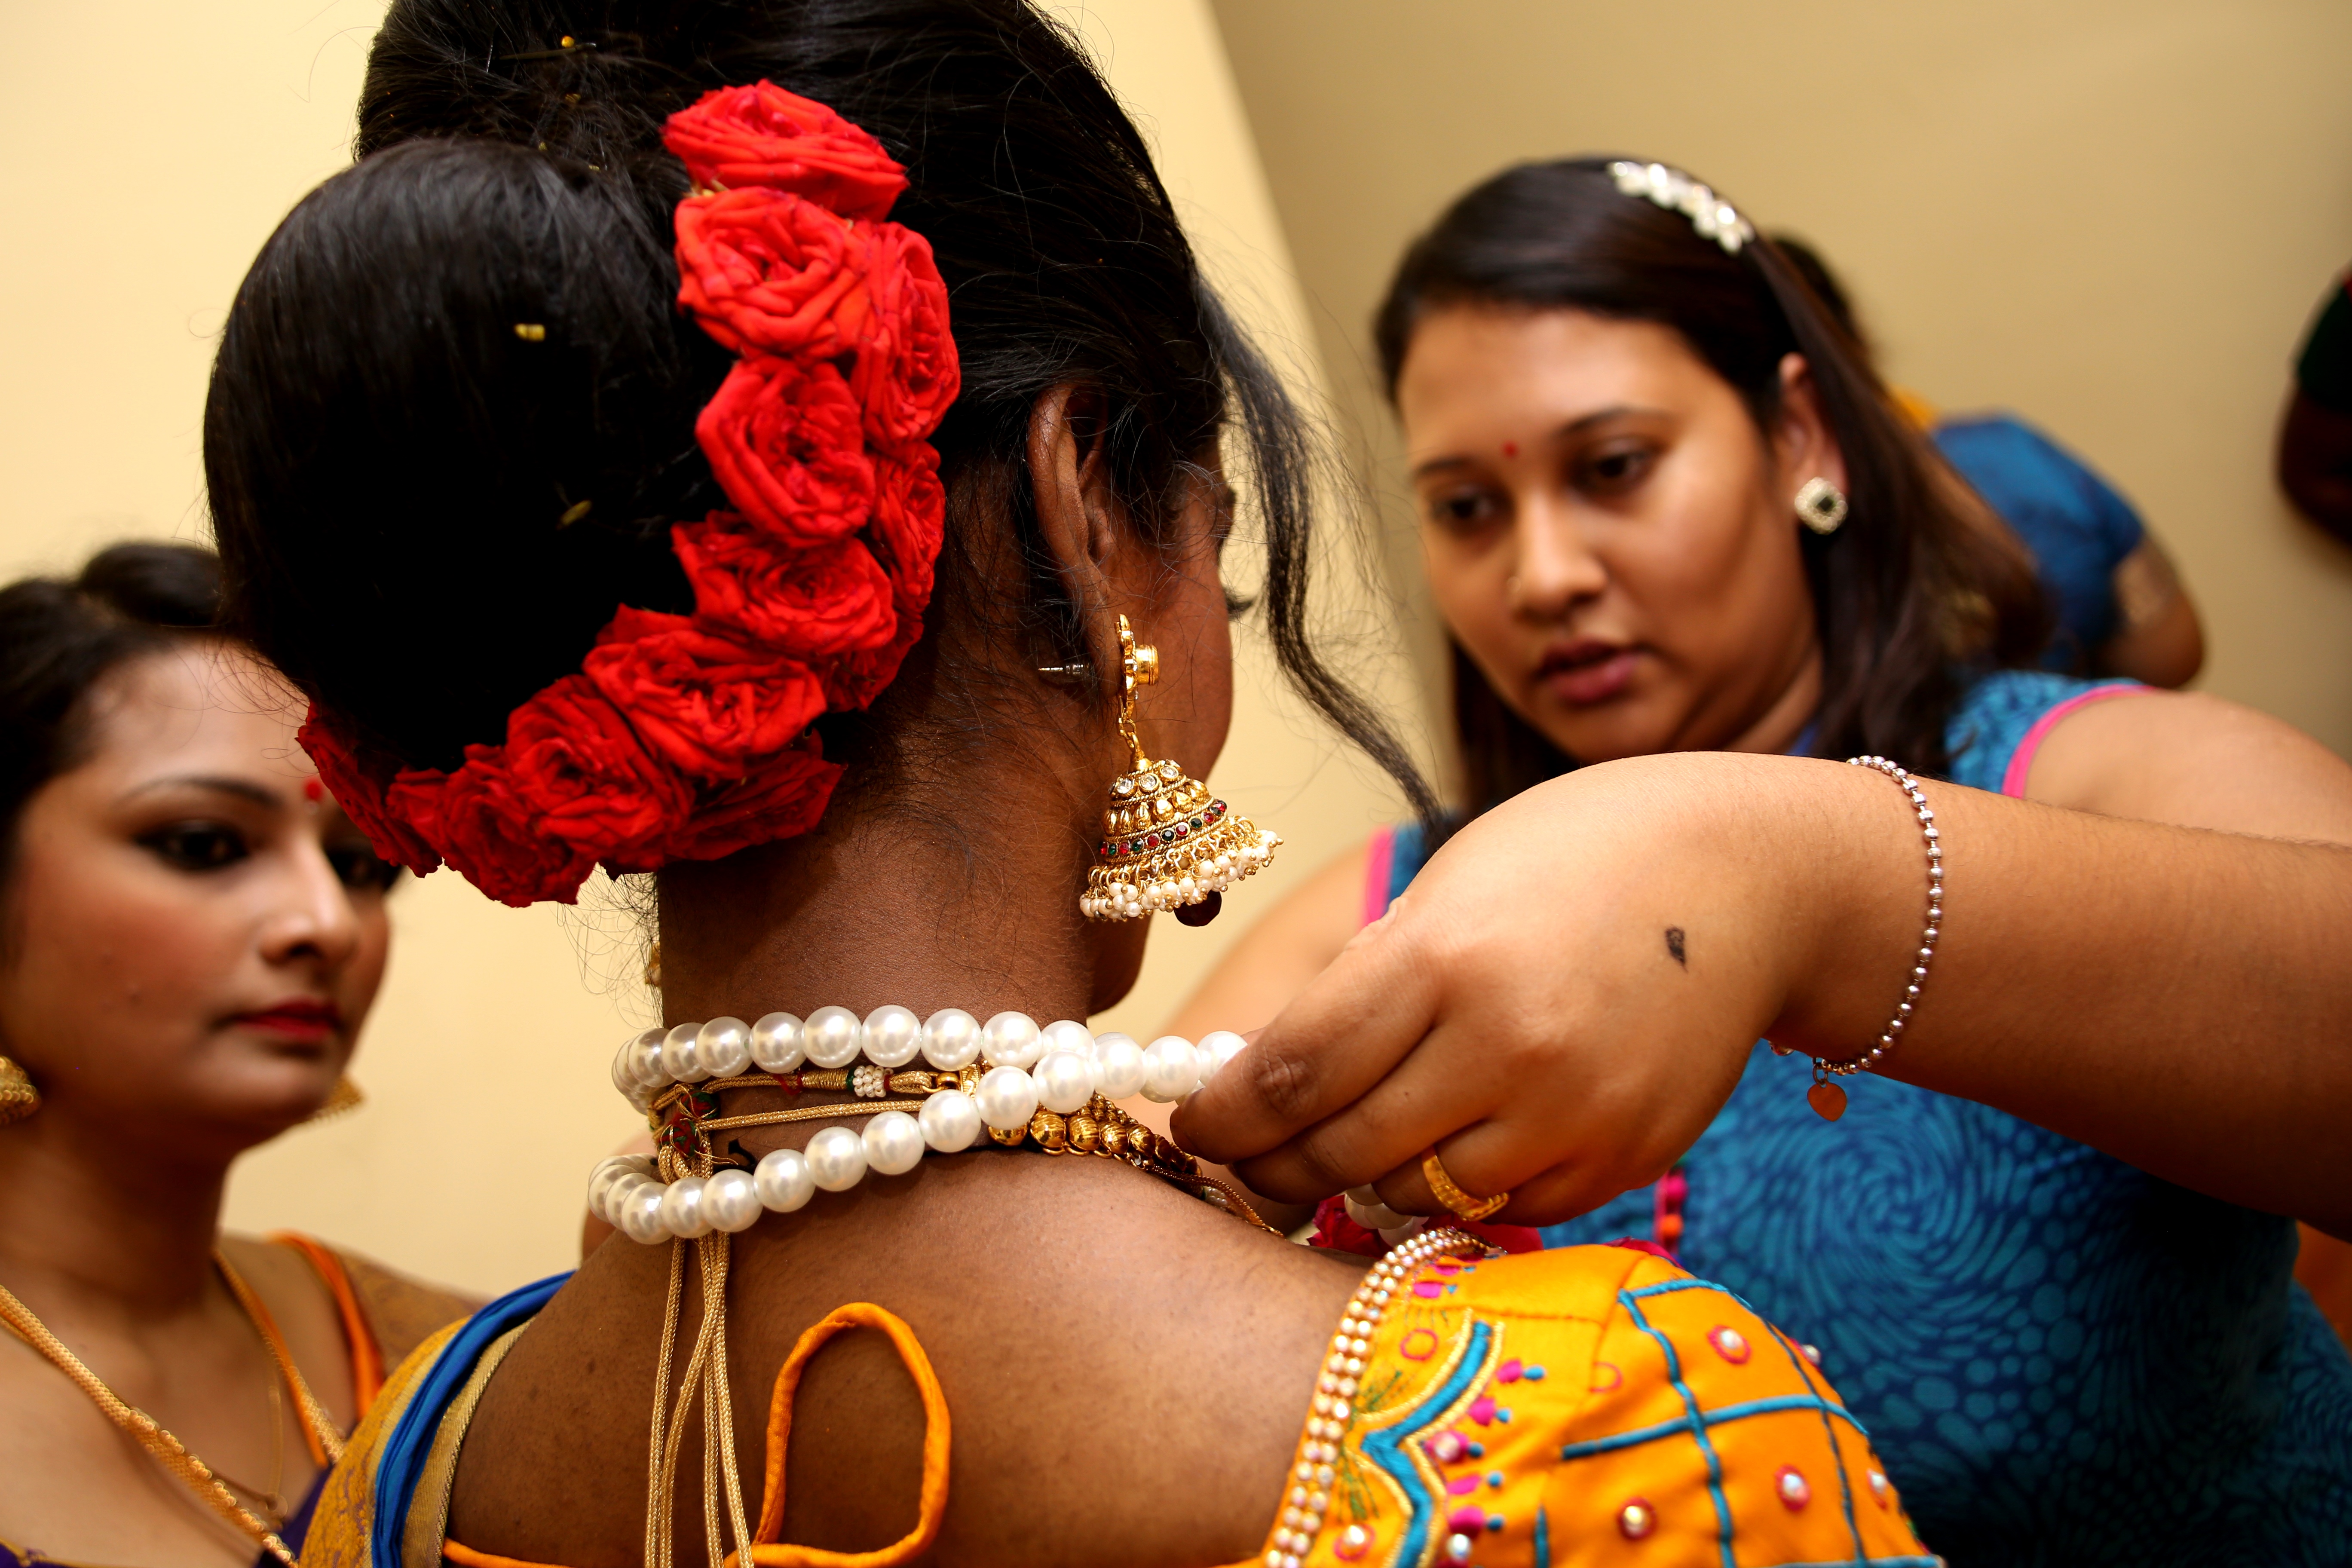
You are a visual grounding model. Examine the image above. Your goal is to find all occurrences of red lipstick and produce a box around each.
[230,998,344,1044]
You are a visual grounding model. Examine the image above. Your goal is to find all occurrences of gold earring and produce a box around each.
[0,1057,40,1126]
[1796,476,1848,534]
[1081,615,1281,926]
[307,1076,365,1122]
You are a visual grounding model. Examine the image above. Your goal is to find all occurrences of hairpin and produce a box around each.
[1607,161,1754,255]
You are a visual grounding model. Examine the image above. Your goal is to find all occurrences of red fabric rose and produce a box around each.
[864,440,946,616]
[389,756,594,909]
[697,356,874,544]
[297,704,441,875]
[848,224,959,444]
[818,444,944,708]
[675,189,870,358]
[1308,1194,1387,1258]
[662,82,906,220]
[671,513,897,657]
[583,607,826,778]
[650,738,842,866]
[501,673,692,860]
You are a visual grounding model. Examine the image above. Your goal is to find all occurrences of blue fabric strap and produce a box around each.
[371,1271,571,1568]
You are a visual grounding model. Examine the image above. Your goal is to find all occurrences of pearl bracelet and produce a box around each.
[594,1008,1255,1243]
[1793,756,1942,1121]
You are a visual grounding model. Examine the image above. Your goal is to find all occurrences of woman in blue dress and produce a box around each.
[1170,158,2352,1563]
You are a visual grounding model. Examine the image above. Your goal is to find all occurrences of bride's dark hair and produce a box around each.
[1374,158,2047,813]
[207,0,1434,827]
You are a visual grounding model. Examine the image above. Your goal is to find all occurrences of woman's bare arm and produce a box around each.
[1181,692,2352,1237]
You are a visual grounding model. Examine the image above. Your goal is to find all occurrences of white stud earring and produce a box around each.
[1796,477,1848,535]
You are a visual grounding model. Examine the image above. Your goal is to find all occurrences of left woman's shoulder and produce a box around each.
[1246,1238,1937,1566]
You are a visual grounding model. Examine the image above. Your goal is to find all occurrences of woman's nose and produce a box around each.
[1508,502,1608,618]
[259,845,363,972]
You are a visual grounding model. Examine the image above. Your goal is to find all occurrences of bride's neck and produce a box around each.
[655,759,1130,1027]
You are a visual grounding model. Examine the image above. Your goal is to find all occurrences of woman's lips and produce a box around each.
[1538,643,1639,706]
[229,999,344,1044]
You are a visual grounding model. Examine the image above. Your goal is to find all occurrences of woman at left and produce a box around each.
[0,543,477,1568]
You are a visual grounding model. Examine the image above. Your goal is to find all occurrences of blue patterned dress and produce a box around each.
[1378,671,2352,1564]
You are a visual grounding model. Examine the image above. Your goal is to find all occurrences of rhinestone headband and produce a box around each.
[1607,160,1754,255]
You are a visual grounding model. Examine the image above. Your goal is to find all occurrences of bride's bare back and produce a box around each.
[451,1145,1362,1566]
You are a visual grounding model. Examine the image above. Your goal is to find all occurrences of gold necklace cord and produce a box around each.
[0,1283,297,1567]
[213,1247,347,1467]
[690,1097,933,1135]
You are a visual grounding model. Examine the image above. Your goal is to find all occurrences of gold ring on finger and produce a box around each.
[1422,1149,1508,1223]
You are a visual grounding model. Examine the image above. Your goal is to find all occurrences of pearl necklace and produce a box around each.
[594,1007,1256,1243]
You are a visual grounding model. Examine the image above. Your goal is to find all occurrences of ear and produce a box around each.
[1772,352,1849,505]
[1026,382,1155,676]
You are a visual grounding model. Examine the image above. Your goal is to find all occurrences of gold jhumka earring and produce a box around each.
[0,1057,37,1125]
[1080,616,1281,926]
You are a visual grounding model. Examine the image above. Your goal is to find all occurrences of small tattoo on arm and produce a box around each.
[1666,927,1687,966]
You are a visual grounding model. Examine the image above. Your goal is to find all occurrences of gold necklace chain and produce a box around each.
[0,1250,347,1567]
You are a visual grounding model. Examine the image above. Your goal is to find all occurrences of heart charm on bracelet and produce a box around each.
[1806,1080,1848,1121]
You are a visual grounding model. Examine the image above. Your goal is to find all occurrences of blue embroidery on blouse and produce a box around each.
[1356,1318,1496,1568]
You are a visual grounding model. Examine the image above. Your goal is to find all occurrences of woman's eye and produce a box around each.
[327,842,401,893]
[1577,444,1656,493]
[138,823,250,872]
[1426,488,1504,530]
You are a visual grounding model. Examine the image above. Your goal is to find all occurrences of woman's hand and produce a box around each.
[1179,695,2352,1236]
[1174,752,1928,1224]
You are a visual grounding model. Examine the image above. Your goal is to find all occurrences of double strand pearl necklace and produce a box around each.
[606,1006,1272,1566]
[592,1006,1259,1243]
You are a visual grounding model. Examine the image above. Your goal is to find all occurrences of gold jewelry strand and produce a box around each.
[214,1247,347,1467]
[0,1283,298,1568]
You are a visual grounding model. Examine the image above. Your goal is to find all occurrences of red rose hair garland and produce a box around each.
[300,83,959,906]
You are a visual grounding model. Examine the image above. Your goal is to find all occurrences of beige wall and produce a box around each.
[1211,0,2352,758]
[0,2,1404,1294]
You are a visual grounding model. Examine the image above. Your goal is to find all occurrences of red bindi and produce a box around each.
[1501,441,1519,459]
[303,778,325,804]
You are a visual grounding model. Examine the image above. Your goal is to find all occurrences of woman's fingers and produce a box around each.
[1221,1011,1498,1201]
[1172,911,1442,1166]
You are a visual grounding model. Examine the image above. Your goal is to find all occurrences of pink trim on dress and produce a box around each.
[1362,826,1396,928]
[2000,683,2144,798]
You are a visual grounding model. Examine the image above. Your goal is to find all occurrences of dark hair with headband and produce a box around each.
[1373,157,2046,815]
[207,0,1436,832]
